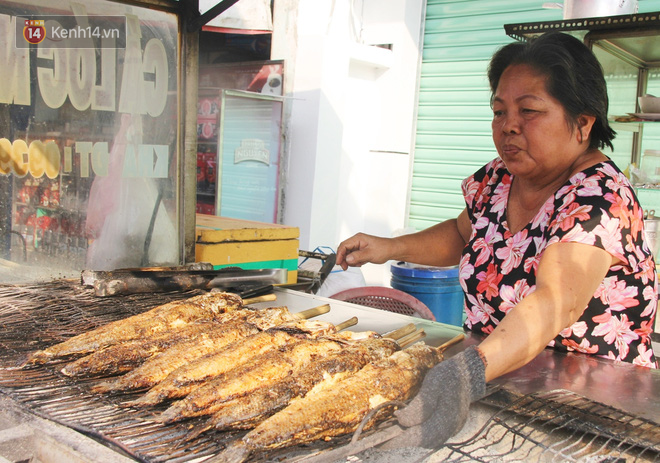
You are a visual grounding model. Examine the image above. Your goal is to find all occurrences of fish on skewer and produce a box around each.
[61,304,300,378]
[125,312,350,407]
[157,325,366,424]
[91,306,336,394]
[216,342,445,463]
[24,292,245,365]
[62,320,224,378]
[185,335,403,439]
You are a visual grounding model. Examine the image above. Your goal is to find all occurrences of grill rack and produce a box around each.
[0,280,367,462]
[1,280,659,463]
[429,388,660,463]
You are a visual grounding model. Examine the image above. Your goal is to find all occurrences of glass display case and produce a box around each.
[0,0,181,280]
[196,61,284,222]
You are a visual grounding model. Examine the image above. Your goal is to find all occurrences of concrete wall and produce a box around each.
[271,0,425,286]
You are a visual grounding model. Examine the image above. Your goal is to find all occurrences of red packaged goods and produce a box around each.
[197,98,219,140]
[206,156,216,186]
[197,155,207,184]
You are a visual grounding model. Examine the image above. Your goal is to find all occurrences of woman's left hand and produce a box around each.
[382,346,487,449]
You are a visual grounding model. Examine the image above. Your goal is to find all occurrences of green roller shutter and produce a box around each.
[410,0,660,231]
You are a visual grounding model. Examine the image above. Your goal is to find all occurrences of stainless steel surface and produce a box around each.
[489,341,660,424]
[265,288,660,425]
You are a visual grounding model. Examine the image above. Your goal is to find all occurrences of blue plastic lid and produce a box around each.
[390,261,459,279]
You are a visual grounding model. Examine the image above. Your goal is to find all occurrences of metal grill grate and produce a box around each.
[0,280,234,462]
[432,388,660,463]
[0,280,362,463]
[1,281,658,463]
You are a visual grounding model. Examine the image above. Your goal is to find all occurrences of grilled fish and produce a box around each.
[159,335,347,423]
[60,306,288,378]
[90,308,313,394]
[25,292,243,365]
[127,319,342,408]
[217,343,443,463]
[192,336,401,437]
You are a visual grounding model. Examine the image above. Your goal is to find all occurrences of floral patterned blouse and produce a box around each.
[460,158,658,368]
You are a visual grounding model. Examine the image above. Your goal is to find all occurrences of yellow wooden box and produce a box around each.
[195,214,299,284]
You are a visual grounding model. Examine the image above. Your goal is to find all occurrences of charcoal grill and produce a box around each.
[433,388,660,462]
[0,280,658,463]
[0,279,414,463]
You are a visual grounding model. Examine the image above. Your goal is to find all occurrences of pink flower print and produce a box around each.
[591,313,639,359]
[635,255,656,286]
[629,204,644,239]
[473,223,502,267]
[635,320,654,344]
[476,263,503,300]
[592,214,626,261]
[551,202,593,232]
[555,224,595,246]
[531,199,555,229]
[594,277,639,312]
[498,279,534,314]
[463,177,481,207]
[495,229,532,274]
[523,255,540,274]
[523,236,545,273]
[459,253,475,292]
[632,344,656,368]
[465,292,496,326]
[561,337,599,354]
[474,214,490,232]
[641,286,657,317]
[604,192,631,228]
[559,320,588,338]
[574,173,603,197]
[604,167,634,200]
[490,178,510,219]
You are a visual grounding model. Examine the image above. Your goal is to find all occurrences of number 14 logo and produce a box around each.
[23,19,45,45]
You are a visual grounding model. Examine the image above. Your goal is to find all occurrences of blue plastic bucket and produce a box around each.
[390,262,464,326]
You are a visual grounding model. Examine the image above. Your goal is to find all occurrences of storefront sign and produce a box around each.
[0,12,172,179]
[234,139,270,165]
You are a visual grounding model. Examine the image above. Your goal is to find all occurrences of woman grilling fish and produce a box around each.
[336,31,658,449]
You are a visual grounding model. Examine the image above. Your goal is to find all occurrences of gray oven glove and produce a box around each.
[382,345,487,450]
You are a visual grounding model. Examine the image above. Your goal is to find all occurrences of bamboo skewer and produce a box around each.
[293,304,331,320]
[242,294,277,305]
[397,329,426,348]
[334,316,359,331]
[437,333,465,352]
[382,323,416,341]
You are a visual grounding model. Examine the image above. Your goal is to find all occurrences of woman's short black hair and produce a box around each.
[487,31,615,151]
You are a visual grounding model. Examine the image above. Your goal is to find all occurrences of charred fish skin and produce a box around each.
[61,307,291,378]
[204,337,401,433]
[242,343,442,452]
[89,317,262,394]
[159,336,344,424]
[130,319,339,408]
[25,292,243,365]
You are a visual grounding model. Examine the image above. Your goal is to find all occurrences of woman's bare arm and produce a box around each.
[478,241,615,381]
[336,209,472,270]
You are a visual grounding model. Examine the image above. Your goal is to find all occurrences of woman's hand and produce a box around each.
[336,210,471,271]
[336,233,396,270]
[382,346,487,449]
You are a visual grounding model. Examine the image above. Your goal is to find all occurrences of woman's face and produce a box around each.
[491,64,590,182]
